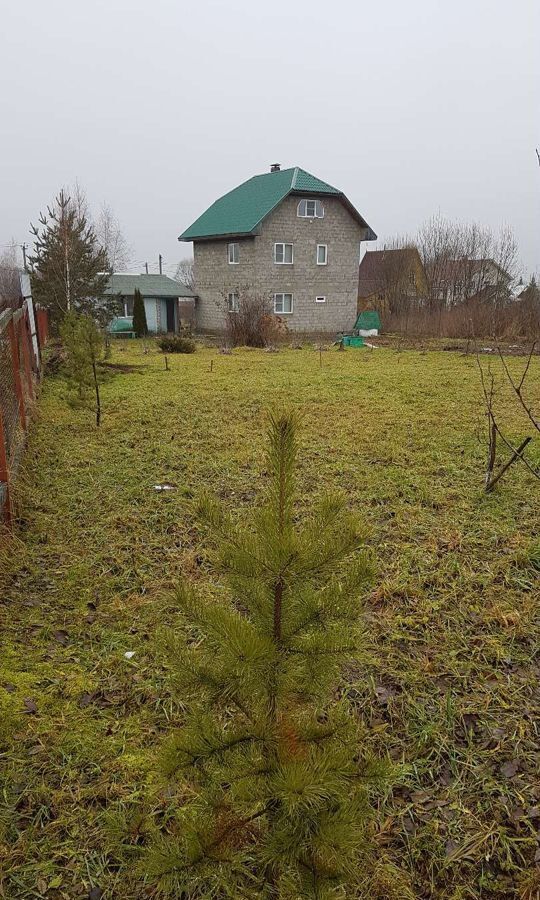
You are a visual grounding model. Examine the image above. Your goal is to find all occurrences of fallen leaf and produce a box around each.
[500,759,520,779]
[88,886,103,899]
[375,684,396,704]
[53,629,69,645]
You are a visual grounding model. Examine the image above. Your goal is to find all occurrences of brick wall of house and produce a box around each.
[193,237,258,332]
[192,194,368,334]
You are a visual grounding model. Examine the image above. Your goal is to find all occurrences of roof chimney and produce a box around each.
[270,163,281,172]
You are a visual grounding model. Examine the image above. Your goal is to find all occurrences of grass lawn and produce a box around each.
[1,341,539,899]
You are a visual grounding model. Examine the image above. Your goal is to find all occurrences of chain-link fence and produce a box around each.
[0,300,47,527]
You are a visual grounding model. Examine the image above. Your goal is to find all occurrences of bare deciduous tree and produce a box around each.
[417,216,518,309]
[0,241,21,310]
[175,257,195,292]
[96,203,131,272]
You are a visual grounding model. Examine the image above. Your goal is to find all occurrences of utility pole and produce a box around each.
[145,262,148,274]
[159,254,163,275]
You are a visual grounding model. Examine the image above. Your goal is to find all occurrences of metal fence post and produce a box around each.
[20,312,35,401]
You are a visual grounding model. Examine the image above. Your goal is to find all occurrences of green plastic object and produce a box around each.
[354,309,381,332]
[108,316,135,337]
[342,335,365,348]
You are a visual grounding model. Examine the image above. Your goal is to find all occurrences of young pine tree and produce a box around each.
[60,312,104,426]
[145,411,384,899]
[132,288,148,337]
[29,189,110,330]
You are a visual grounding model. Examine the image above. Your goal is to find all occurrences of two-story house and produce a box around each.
[179,165,376,334]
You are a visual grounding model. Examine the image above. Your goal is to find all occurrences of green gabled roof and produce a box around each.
[104,273,195,298]
[179,166,376,241]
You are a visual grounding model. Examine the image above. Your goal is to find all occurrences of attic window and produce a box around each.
[228,242,239,264]
[297,199,324,219]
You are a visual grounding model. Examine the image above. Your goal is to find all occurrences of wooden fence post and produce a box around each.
[7,315,27,431]
[0,408,12,526]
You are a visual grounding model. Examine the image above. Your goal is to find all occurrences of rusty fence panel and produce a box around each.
[0,301,48,528]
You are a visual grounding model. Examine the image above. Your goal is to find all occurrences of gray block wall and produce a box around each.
[192,194,367,334]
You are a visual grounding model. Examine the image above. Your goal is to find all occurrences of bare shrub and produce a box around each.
[218,289,286,347]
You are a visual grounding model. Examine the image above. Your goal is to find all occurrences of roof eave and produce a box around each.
[178,230,258,242]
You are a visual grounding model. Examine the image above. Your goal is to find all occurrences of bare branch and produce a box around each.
[496,343,539,434]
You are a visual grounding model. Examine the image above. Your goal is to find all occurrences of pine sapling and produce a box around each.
[146,411,385,898]
[60,312,104,426]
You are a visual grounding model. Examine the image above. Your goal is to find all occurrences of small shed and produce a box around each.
[105,273,196,334]
[354,309,381,336]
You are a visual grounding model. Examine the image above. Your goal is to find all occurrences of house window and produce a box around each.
[274,293,293,314]
[408,271,415,287]
[274,242,293,264]
[124,299,134,316]
[315,296,326,303]
[228,242,239,264]
[316,244,327,265]
[297,199,324,218]
[227,292,239,312]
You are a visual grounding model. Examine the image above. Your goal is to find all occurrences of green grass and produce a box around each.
[1,341,539,899]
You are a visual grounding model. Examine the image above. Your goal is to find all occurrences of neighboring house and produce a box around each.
[105,273,196,333]
[427,258,512,306]
[358,248,427,312]
[179,164,376,334]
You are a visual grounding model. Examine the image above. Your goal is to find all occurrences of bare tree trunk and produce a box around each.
[485,436,532,493]
[92,359,101,427]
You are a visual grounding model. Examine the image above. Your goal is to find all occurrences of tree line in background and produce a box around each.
[361,214,539,339]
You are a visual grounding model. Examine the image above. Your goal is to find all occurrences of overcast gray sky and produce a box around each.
[1,0,539,278]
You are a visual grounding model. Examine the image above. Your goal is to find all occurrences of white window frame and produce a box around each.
[297,198,324,219]
[228,242,239,264]
[274,242,294,265]
[315,296,326,303]
[274,293,293,315]
[316,244,328,265]
[227,291,239,312]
